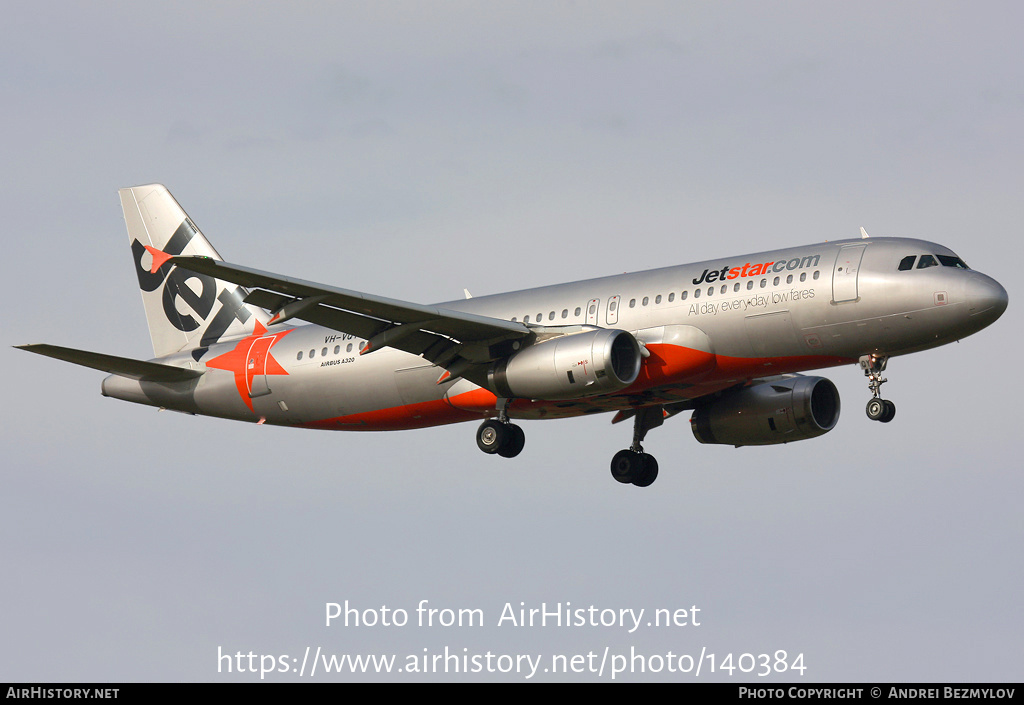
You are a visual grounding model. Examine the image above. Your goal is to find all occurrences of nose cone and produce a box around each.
[966,273,1008,330]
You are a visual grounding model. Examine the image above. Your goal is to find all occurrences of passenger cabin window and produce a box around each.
[668,292,674,302]
[642,296,649,306]
[898,255,916,271]
[655,295,662,304]
[681,290,688,300]
[562,309,568,318]
[917,255,938,269]
[574,307,581,316]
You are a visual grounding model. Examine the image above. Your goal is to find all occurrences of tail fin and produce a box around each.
[120,184,269,357]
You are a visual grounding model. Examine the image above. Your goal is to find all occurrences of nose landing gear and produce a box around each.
[865,397,896,423]
[860,354,896,423]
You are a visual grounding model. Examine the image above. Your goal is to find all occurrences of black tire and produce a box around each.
[632,455,659,487]
[610,449,641,484]
[497,424,526,458]
[880,400,896,423]
[476,420,508,454]
[866,398,887,421]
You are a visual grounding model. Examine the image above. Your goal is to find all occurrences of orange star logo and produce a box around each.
[205,321,294,412]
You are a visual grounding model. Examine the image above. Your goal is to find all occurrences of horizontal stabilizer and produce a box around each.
[16,344,203,383]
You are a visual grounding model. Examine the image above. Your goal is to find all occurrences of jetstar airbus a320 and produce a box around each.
[18,184,1008,487]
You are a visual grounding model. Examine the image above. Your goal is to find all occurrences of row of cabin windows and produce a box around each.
[628,270,820,306]
[512,306,583,324]
[897,254,970,271]
[296,341,365,361]
[509,270,822,323]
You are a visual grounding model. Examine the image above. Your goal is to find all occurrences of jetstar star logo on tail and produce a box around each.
[205,321,294,411]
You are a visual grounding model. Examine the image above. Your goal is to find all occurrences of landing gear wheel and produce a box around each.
[866,398,887,421]
[866,398,896,423]
[497,424,526,458]
[477,420,526,457]
[632,455,659,487]
[476,420,509,454]
[611,450,642,484]
[610,450,659,487]
[609,405,666,487]
[880,400,896,423]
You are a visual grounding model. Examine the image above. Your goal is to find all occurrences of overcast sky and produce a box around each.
[3,1,1022,682]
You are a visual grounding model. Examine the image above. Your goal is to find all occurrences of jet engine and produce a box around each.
[690,376,840,446]
[489,329,641,400]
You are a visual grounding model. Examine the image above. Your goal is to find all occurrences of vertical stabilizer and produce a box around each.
[120,184,269,357]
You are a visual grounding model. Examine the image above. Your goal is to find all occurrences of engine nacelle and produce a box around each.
[489,329,641,400]
[690,376,840,446]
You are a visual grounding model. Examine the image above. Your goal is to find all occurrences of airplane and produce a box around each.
[17,184,1008,487]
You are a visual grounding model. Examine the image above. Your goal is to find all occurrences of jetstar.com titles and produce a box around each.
[692,254,822,285]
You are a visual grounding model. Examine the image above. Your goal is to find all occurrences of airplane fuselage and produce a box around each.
[101,236,1006,431]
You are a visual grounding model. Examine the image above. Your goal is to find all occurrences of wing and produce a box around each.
[169,256,531,377]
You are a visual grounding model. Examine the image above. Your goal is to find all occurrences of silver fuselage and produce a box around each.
[101,236,1007,431]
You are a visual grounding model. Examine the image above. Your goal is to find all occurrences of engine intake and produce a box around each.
[690,376,840,446]
[489,329,641,400]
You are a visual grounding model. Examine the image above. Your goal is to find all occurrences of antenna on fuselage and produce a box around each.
[860,227,870,239]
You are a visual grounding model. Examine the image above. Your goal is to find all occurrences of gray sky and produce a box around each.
[3,1,1021,682]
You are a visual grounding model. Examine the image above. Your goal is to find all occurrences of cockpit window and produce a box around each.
[898,255,916,271]
[937,254,970,269]
[917,255,938,269]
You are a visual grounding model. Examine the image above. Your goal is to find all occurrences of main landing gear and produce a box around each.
[474,399,665,487]
[476,398,525,458]
[860,354,896,423]
[610,406,665,488]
